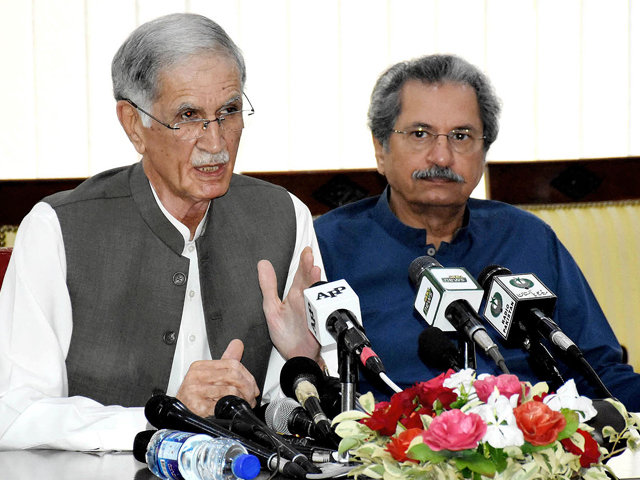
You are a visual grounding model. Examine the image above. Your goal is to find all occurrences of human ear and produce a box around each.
[116,100,147,155]
[373,134,386,176]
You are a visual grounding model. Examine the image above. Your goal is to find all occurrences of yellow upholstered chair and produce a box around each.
[520,200,640,372]
[0,225,18,248]
[486,157,640,372]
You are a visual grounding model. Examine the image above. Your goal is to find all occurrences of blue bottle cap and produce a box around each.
[232,453,261,480]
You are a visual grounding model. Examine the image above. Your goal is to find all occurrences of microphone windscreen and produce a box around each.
[133,430,155,463]
[144,394,174,427]
[408,256,442,286]
[476,264,511,291]
[265,397,301,434]
[418,327,459,372]
[280,357,324,399]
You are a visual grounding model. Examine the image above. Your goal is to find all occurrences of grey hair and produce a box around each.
[112,13,246,126]
[367,54,501,151]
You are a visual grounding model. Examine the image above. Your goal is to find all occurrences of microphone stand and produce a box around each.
[517,322,565,391]
[337,343,357,462]
[459,339,476,370]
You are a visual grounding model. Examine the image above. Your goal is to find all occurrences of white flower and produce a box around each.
[444,368,477,396]
[543,379,597,422]
[470,390,524,448]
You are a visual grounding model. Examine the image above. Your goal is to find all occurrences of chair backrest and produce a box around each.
[485,157,640,372]
[0,247,12,287]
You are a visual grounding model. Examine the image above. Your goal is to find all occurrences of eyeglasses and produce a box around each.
[392,128,485,154]
[125,93,255,141]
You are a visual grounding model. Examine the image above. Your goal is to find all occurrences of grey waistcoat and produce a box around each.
[44,162,296,407]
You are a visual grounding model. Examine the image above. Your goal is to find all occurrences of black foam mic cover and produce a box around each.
[418,327,461,372]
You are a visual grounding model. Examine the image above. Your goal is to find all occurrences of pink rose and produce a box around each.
[474,374,526,402]
[421,409,487,451]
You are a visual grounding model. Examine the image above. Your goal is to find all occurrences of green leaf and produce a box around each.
[406,442,448,463]
[557,408,579,441]
[334,419,372,439]
[453,452,497,477]
[332,409,369,424]
[338,436,360,455]
[488,445,508,472]
[602,426,618,440]
[359,392,376,414]
[521,441,557,454]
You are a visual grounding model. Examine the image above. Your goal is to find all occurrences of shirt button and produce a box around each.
[188,245,195,252]
[189,290,195,298]
[188,334,196,343]
[163,331,178,345]
[173,272,187,286]
[426,247,436,256]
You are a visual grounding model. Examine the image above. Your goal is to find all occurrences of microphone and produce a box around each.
[280,357,335,441]
[214,395,320,474]
[409,256,509,374]
[264,397,319,438]
[304,279,363,346]
[144,394,308,479]
[477,264,565,389]
[408,255,484,332]
[304,280,399,396]
[478,265,558,345]
[418,327,461,372]
[478,264,615,399]
[326,309,389,378]
[478,265,583,357]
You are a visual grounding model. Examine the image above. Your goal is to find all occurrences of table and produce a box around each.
[1,449,640,480]
[0,450,152,480]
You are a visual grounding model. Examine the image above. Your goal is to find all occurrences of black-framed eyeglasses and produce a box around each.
[392,127,485,154]
[125,93,255,141]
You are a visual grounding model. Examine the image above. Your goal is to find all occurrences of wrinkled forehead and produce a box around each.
[154,52,242,98]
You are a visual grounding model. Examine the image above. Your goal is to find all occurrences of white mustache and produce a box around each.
[191,149,229,167]
[412,166,465,183]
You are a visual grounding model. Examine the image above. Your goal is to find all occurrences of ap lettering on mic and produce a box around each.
[304,280,363,346]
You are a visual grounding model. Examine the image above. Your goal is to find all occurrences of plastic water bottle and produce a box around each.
[144,429,261,480]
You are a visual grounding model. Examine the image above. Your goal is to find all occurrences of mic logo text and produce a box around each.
[441,275,467,283]
[307,303,317,331]
[422,287,434,316]
[316,286,346,300]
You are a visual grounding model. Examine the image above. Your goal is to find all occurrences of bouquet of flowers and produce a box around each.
[333,370,640,480]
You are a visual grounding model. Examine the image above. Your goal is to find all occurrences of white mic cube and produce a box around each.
[414,267,484,332]
[304,279,362,346]
[483,273,557,341]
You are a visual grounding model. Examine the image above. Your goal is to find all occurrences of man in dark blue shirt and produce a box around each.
[314,54,640,411]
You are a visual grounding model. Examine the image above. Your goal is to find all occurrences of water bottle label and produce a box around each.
[155,431,197,480]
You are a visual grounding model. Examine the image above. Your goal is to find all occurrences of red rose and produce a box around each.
[391,385,422,417]
[413,371,457,410]
[421,409,487,451]
[386,428,422,463]
[400,406,432,430]
[514,401,567,446]
[561,429,601,467]
[474,374,527,403]
[362,401,403,436]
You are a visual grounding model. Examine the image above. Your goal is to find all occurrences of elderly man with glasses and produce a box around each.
[0,13,331,451]
[315,54,640,411]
